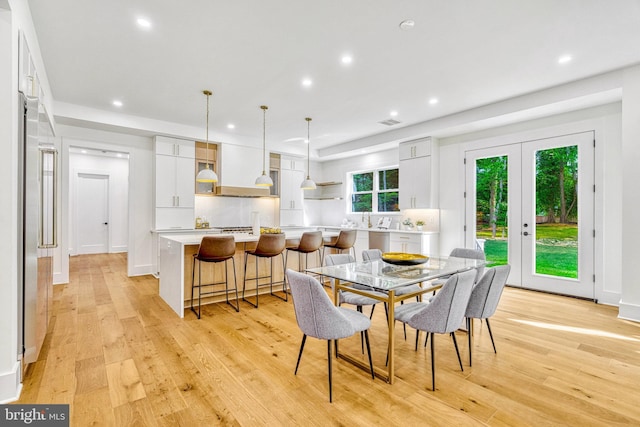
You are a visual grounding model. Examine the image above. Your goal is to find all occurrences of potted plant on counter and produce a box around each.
[416,220,425,231]
[402,218,414,231]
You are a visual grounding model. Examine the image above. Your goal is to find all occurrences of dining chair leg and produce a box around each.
[190,257,198,318]
[327,340,333,403]
[430,333,436,391]
[467,318,472,366]
[486,318,497,353]
[369,304,376,319]
[451,332,464,372]
[364,330,374,380]
[295,334,307,375]
[357,306,365,354]
[415,329,420,351]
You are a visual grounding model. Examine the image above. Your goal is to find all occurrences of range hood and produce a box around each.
[215,186,271,197]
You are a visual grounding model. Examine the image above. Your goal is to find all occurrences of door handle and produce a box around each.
[104,222,108,225]
[523,231,529,236]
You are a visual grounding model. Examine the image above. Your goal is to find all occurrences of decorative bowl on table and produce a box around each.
[381,252,429,265]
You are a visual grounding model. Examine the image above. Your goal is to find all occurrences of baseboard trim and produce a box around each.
[129,263,153,277]
[0,361,22,403]
[618,301,640,323]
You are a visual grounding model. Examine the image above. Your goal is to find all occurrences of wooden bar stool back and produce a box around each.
[286,231,323,272]
[191,235,239,318]
[322,229,357,263]
[242,233,287,308]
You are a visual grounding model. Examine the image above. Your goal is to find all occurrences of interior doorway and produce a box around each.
[76,173,109,254]
[465,131,595,299]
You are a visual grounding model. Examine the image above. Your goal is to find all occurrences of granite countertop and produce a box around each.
[159,230,339,245]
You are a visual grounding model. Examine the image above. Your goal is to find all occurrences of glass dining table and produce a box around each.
[306,255,486,384]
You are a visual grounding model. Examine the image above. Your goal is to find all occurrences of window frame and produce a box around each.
[348,166,400,214]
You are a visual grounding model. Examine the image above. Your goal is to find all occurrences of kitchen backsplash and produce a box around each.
[195,196,278,228]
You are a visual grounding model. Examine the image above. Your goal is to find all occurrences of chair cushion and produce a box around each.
[338,307,371,333]
[394,284,423,296]
[341,290,386,306]
[394,302,429,324]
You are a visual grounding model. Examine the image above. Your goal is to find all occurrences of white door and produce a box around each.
[465,132,595,298]
[77,173,109,254]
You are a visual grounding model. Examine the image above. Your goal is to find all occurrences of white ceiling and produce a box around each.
[27,0,640,158]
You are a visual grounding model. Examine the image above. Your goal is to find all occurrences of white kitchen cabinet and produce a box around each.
[155,135,195,158]
[399,138,434,209]
[281,156,305,171]
[154,136,195,229]
[353,230,369,261]
[389,232,439,255]
[279,158,305,226]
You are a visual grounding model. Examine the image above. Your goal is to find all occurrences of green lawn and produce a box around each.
[480,223,578,278]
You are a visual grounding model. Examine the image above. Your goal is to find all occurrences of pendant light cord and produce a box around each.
[261,105,268,174]
[204,90,212,168]
[306,117,312,179]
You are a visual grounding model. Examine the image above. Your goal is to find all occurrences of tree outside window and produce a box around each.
[350,168,399,213]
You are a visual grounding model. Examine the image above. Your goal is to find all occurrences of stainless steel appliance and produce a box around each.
[17,92,57,372]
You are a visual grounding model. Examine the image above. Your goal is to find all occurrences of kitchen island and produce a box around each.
[158,230,338,317]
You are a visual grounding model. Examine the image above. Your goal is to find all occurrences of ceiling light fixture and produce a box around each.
[390,110,398,117]
[227,123,235,129]
[255,105,273,187]
[428,97,439,105]
[112,100,123,107]
[136,18,151,28]
[558,55,572,64]
[399,19,415,31]
[196,90,218,183]
[300,117,316,190]
[341,55,353,65]
[302,78,313,87]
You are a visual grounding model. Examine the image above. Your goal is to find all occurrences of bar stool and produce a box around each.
[322,229,357,263]
[243,233,287,308]
[191,235,239,319]
[285,231,323,272]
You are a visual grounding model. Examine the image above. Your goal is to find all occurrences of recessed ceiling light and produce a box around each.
[112,100,123,107]
[428,98,439,105]
[390,110,398,117]
[285,137,306,142]
[558,55,572,64]
[136,18,151,28]
[116,153,123,158]
[81,150,87,154]
[301,78,313,87]
[399,20,415,31]
[227,124,235,129]
[341,55,353,65]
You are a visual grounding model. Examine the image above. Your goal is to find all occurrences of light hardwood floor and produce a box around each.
[16,253,640,426]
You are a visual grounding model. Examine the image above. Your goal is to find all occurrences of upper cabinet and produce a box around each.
[217,144,269,196]
[399,138,437,210]
[154,136,195,229]
[195,142,218,195]
[279,156,305,226]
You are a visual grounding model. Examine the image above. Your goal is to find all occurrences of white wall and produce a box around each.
[68,152,129,254]
[620,65,640,321]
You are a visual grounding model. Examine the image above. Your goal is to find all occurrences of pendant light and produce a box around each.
[255,105,273,187]
[300,117,317,190]
[196,90,218,183]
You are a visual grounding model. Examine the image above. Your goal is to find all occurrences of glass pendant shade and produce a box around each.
[196,90,218,183]
[300,117,316,189]
[256,105,273,187]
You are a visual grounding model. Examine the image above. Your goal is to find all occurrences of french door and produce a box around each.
[465,132,595,299]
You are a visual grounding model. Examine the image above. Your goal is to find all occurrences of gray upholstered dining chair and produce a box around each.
[465,264,511,366]
[324,253,388,353]
[285,269,374,403]
[394,269,476,391]
[448,247,486,283]
[362,248,421,339]
[325,254,388,320]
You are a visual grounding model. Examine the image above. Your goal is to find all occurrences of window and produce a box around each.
[350,167,399,213]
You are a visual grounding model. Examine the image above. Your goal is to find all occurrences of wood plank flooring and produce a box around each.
[16,253,640,426]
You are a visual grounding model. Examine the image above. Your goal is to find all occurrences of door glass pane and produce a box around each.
[534,146,578,278]
[475,156,509,266]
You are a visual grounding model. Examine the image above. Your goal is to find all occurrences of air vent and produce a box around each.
[378,119,401,126]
